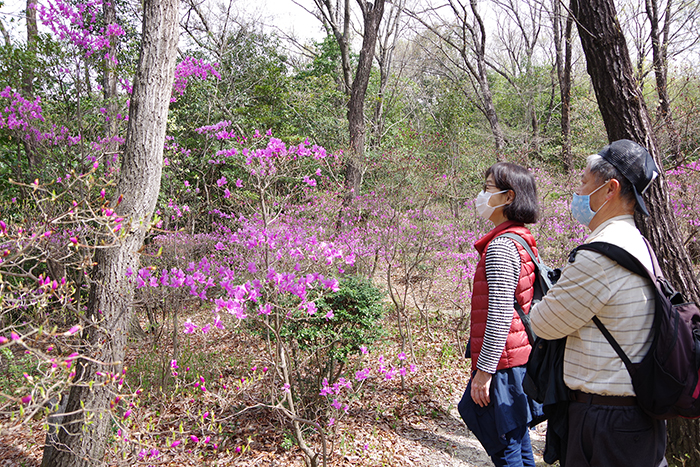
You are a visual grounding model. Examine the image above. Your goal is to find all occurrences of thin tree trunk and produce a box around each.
[22,0,37,95]
[103,0,120,158]
[315,0,353,94]
[0,19,10,46]
[371,0,402,149]
[42,1,179,465]
[469,0,505,157]
[345,0,386,196]
[553,0,574,172]
[22,0,40,171]
[406,0,506,157]
[646,0,683,164]
[571,0,700,464]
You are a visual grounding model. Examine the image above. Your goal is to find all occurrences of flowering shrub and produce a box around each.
[280,275,386,413]
[666,160,700,261]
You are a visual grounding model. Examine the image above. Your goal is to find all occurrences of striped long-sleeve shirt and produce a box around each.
[477,237,521,374]
[530,215,655,396]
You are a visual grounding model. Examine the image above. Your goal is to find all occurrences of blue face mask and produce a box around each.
[570,181,609,227]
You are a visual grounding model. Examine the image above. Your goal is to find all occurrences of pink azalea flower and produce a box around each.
[183,319,198,334]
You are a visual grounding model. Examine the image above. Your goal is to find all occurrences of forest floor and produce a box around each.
[0,297,549,467]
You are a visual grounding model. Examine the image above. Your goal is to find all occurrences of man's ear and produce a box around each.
[607,178,621,199]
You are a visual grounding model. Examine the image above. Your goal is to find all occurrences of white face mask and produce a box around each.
[475,189,507,220]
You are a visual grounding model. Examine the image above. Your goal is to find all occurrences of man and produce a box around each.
[530,139,667,467]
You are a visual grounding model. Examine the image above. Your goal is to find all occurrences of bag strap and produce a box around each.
[498,232,543,266]
[571,241,653,374]
[591,315,635,373]
[642,237,663,279]
[496,232,538,345]
[573,241,653,281]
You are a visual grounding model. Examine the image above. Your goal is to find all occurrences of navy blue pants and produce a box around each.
[458,366,539,467]
[489,423,536,467]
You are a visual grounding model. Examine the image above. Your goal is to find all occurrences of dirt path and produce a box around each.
[395,394,547,467]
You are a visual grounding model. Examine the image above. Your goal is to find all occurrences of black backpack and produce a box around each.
[572,241,700,419]
[497,233,560,345]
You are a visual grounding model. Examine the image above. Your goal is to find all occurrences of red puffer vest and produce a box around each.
[469,221,537,372]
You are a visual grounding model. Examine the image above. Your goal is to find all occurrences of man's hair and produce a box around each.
[485,162,539,224]
[586,154,636,206]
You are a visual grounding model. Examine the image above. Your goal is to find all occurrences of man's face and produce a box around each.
[575,166,609,211]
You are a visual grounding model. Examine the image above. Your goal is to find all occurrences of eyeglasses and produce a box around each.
[482,183,500,192]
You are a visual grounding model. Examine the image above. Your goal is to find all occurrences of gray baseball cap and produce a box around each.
[598,139,659,216]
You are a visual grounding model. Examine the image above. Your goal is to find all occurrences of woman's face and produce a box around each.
[483,175,510,209]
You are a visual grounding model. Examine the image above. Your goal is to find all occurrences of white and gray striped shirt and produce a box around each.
[477,237,521,374]
[530,215,655,396]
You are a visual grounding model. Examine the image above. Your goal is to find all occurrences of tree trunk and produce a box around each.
[666,419,700,466]
[103,0,120,157]
[406,0,505,157]
[552,0,574,172]
[345,0,386,196]
[41,1,179,466]
[0,19,10,46]
[315,0,353,94]
[22,0,40,171]
[571,0,700,464]
[22,0,37,96]
[469,0,506,157]
[371,0,402,149]
[646,0,683,164]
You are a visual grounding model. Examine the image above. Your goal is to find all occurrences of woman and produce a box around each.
[458,162,541,467]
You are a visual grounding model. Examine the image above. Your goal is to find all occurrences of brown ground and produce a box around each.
[0,305,548,467]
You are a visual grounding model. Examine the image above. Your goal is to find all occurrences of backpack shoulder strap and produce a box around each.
[643,237,665,280]
[573,241,653,282]
[498,232,540,265]
[496,232,538,345]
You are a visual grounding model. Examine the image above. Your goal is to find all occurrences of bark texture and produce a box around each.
[552,0,574,172]
[103,0,119,156]
[41,1,179,465]
[345,0,386,195]
[646,0,682,163]
[22,0,40,171]
[572,0,700,464]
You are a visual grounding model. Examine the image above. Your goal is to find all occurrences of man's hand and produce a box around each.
[470,369,493,407]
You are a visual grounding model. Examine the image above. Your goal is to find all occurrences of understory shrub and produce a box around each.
[281,275,386,411]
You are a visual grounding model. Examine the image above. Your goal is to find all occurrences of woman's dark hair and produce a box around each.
[485,162,539,224]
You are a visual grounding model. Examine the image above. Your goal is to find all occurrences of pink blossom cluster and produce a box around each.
[195,120,239,142]
[667,161,700,228]
[36,0,125,60]
[0,87,80,146]
[319,352,419,426]
[0,87,44,132]
[172,57,222,101]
